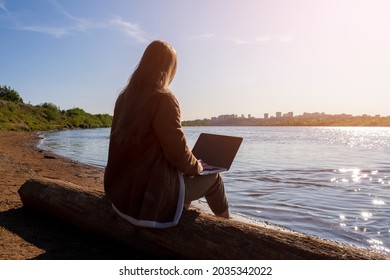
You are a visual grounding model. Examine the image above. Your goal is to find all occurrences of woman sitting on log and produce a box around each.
[104,40,229,229]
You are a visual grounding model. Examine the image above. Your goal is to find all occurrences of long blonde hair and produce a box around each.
[111,40,177,144]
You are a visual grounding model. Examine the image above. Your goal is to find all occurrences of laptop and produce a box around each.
[192,133,243,175]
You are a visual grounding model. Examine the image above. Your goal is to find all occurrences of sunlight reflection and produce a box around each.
[368,238,383,245]
[372,199,385,205]
[367,238,390,254]
[355,226,368,232]
[352,169,360,175]
[361,212,373,221]
[352,178,360,183]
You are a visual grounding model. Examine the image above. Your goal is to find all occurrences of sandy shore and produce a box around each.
[0,131,153,259]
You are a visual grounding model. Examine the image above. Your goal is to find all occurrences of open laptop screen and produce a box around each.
[192,133,243,173]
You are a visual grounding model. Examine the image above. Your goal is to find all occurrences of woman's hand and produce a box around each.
[198,159,212,170]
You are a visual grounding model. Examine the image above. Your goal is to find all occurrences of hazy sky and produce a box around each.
[1,0,389,120]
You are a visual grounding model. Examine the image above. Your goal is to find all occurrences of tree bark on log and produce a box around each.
[18,178,389,260]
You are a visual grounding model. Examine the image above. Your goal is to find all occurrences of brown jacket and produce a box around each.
[104,90,201,228]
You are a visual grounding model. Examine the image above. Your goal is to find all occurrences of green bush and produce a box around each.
[0,85,23,103]
[39,102,62,121]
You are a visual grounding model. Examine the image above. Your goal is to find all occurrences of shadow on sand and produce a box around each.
[0,207,156,260]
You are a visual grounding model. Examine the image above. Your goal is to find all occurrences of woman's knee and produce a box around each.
[205,173,224,197]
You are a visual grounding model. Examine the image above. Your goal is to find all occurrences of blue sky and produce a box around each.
[1,0,390,120]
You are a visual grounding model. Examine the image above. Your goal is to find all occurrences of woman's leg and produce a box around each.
[184,173,229,218]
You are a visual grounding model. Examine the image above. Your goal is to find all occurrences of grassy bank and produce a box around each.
[0,100,112,131]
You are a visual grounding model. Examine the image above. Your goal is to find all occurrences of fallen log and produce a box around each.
[18,178,389,260]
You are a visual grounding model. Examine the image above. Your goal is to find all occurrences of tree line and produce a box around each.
[0,85,112,131]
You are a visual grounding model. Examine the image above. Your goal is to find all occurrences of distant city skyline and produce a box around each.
[199,111,389,122]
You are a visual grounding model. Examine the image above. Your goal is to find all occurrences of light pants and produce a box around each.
[183,173,228,215]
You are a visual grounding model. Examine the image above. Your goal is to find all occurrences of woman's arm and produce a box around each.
[152,92,202,175]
